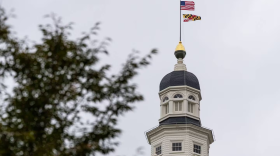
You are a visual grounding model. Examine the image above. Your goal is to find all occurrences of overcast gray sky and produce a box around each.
[2,0,280,156]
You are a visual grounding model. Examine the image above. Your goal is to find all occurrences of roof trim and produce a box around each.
[158,85,202,101]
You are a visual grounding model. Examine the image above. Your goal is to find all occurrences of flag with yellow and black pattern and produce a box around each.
[183,14,201,22]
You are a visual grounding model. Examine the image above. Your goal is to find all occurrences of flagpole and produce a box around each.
[180,0,181,41]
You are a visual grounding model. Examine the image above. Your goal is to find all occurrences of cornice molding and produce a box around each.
[158,113,200,122]
[146,124,214,145]
[159,86,202,101]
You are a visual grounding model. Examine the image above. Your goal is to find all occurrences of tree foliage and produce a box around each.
[0,7,157,156]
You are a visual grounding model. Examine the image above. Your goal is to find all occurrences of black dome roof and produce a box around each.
[160,71,200,91]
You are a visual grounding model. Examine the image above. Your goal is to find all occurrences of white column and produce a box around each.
[169,101,173,114]
[198,103,200,118]
[160,105,163,117]
[166,103,169,114]
[194,103,199,117]
[183,99,188,113]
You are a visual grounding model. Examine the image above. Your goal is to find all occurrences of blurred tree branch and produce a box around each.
[0,7,157,156]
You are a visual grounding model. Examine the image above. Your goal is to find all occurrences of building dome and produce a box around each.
[160,71,200,91]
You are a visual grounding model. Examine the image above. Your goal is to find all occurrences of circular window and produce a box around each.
[188,95,195,101]
[163,97,169,102]
[174,94,183,98]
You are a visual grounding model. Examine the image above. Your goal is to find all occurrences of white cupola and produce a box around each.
[145,42,214,156]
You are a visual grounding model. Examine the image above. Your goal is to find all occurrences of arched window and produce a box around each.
[188,95,195,101]
[174,94,183,98]
[163,97,169,102]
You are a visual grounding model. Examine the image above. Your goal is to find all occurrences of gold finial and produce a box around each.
[175,41,186,51]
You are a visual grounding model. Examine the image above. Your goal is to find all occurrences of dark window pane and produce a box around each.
[172,142,182,151]
[188,95,195,100]
[156,146,161,155]
[163,97,169,102]
[174,94,183,98]
[193,144,201,154]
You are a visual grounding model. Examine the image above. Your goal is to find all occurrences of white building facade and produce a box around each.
[145,42,214,156]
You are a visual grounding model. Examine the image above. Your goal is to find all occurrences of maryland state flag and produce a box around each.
[183,14,201,22]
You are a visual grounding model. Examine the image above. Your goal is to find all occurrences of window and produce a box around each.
[155,146,161,155]
[193,144,201,154]
[188,95,195,101]
[163,96,169,102]
[188,103,194,113]
[172,143,182,151]
[174,94,183,98]
[174,102,182,112]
